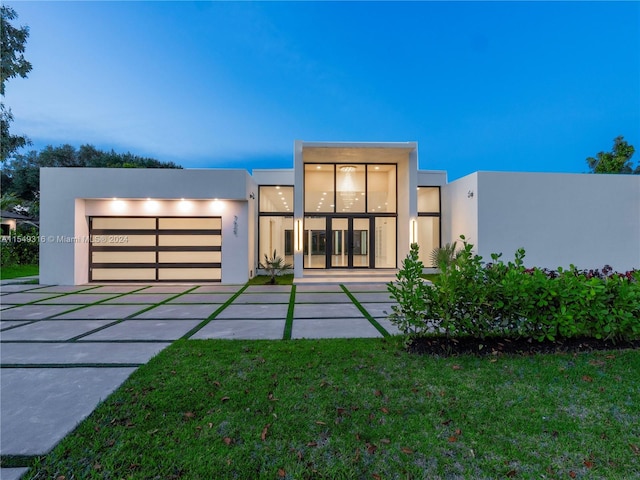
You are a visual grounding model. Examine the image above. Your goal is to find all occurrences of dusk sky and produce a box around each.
[4,1,639,181]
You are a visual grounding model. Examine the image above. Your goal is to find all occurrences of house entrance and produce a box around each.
[329,217,370,268]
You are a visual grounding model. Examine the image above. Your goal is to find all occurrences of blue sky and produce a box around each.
[5,1,639,180]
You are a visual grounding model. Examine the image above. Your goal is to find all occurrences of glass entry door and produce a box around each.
[330,217,370,268]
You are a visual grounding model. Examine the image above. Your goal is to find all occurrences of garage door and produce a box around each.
[89,217,222,282]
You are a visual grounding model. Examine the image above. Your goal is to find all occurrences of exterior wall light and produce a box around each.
[211,198,224,213]
[179,198,192,212]
[145,198,159,213]
[111,198,125,213]
[295,219,304,252]
[410,218,418,245]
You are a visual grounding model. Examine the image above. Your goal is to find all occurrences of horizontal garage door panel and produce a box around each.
[90,216,222,282]
[93,217,156,230]
[92,268,157,281]
[158,251,221,263]
[92,235,156,247]
[92,251,156,263]
[158,268,221,281]
[159,217,221,230]
[159,235,222,247]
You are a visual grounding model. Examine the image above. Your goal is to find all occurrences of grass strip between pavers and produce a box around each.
[44,285,152,320]
[68,320,124,342]
[180,284,248,339]
[282,285,296,340]
[121,286,201,319]
[341,284,390,337]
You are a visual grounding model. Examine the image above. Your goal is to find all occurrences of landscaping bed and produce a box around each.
[408,334,640,357]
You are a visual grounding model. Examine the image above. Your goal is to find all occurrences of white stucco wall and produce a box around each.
[40,168,253,285]
[474,172,640,270]
[443,173,479,251]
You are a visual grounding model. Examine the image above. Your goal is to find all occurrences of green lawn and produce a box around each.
[0,263,38,280]
[24,338,639,479]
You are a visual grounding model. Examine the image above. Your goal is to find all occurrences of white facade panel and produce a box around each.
[476,172,640,270]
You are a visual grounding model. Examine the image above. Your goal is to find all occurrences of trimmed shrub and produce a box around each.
[388,237,640,343]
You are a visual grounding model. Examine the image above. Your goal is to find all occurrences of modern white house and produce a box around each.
[39,141,640,285]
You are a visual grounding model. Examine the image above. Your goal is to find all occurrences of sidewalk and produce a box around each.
[0,282,399,479]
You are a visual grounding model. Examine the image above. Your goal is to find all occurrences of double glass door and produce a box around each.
[330,217,370,268]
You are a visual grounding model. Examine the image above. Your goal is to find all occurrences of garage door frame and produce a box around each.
[89,216,222,282]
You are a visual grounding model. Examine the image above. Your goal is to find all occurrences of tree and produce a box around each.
[1,144,182,211]
[1,5,32,162]
[586,136,638,174]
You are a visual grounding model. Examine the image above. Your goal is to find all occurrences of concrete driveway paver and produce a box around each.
[0,320,115,341]
[295,284,344,292]
[36,293,119,304]
[0,284,44,293]
[138,286,195,294]
[375,318,402,335]
[216,303,289,319]
[244,285,292,293]
[0,467,29,480]
[359,303,395,318]
[1,342,170,365]
[0,320,33,329]
[87,286,148,294]
[192,319,286,340]
[0,293,63,305]
[192,285,244,293]
[294,303,363,319]
[345,284,391,292]
[166,293,234,304]
[1,367,137,456]
[0,305,77,320]
[292,318,382,339]
[351,292,394,303]
[133,304,218,319]
[54,305,152,320]
[295,292,351,303]
[101,293,176,304]
[232,293,291,304]
[81,320,201,341]
[29,286,98,294]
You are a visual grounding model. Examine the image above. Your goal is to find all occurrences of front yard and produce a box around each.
[25,338,640,479]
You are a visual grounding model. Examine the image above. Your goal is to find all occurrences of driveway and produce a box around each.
[0,282,399,479]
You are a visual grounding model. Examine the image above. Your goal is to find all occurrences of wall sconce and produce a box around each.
[295,219,304,252]
[410,219,418,244]
[467,190,474,198]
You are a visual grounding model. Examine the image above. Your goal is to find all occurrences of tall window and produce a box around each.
[417,186,441,267]
[304,164,396,214]
[258,186,294,267]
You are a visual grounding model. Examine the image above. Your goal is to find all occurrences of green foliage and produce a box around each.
[0,227,39,267]
[1,144,182,203]
[429,241,458,270]
[258,250,293,285]
[1,5,33,161]
[586,135,638,174]
[387,243,437,340]
[389,237,640,343]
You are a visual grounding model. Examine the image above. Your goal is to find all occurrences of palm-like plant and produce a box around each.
[259,250,293,285]
[429,241,459,271]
